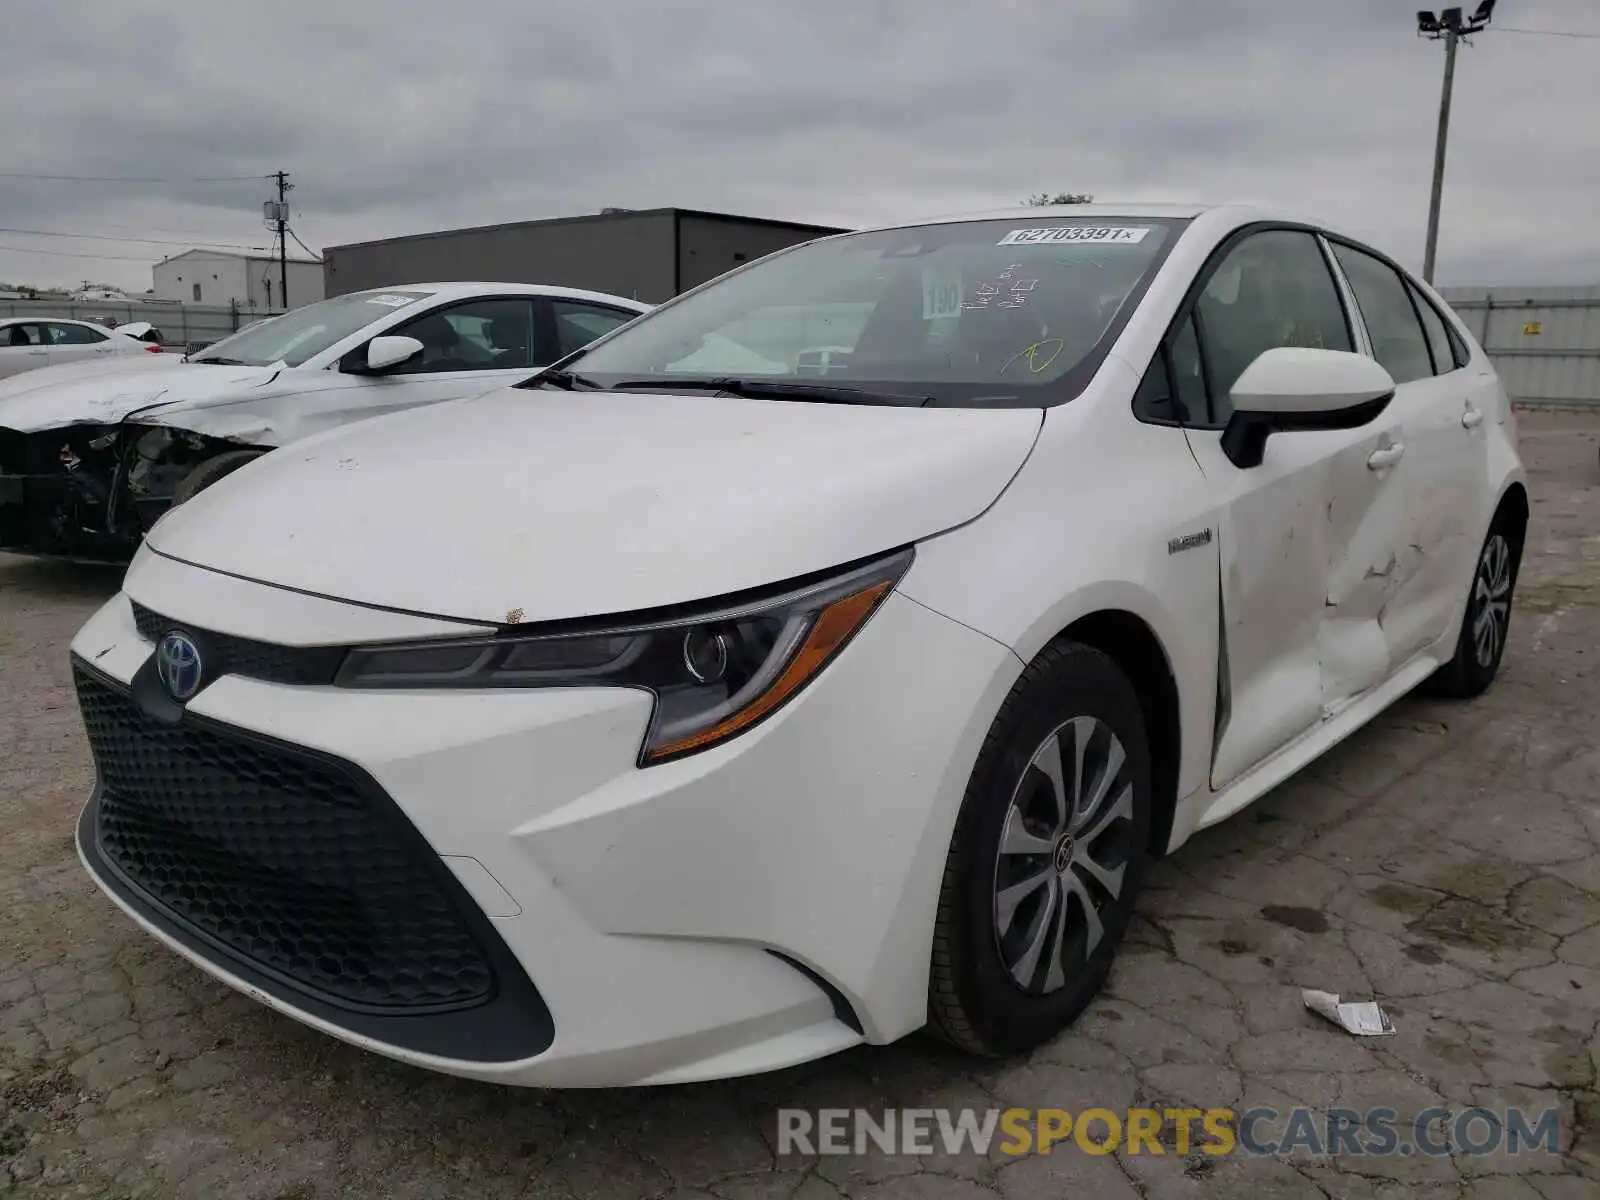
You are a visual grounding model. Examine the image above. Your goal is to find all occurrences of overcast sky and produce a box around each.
[1,0,1594,293]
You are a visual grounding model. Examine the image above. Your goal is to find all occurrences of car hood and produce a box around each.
[146,387,1043,625]
[0,358,280,432]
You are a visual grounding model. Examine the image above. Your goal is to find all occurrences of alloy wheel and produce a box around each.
[1473,532,1513,668]
[991,716,1135,996]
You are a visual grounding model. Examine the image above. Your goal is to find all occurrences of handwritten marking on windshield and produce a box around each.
[1001,339,1066,376]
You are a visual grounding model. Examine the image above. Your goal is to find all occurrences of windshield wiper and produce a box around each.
[519,367,605,391]
[609,377,932,407]
[187,356,254,366]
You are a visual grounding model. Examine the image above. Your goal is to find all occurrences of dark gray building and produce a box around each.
[322,208,849,304]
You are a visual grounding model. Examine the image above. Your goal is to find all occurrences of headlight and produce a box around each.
[334,548,913,764]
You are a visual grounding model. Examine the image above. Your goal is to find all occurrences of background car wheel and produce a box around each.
[1431,513,1522,699]
[170,450,263,506]
[927,639,1152,1057]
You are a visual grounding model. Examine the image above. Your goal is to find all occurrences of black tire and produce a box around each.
[1431,509,1522,699]
[170,450,263,506]
[927,639,1152,1057]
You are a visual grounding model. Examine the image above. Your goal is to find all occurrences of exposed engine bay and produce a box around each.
[0,423,262,562]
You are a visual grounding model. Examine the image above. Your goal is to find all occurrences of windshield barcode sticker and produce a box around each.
[997,226,1151,246]
[365,294,417,307]
[922,268,963,320]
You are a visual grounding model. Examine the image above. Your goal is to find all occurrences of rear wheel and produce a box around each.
[1432,513,1521,699]
[927,640,1151,1056]
[170,450,262,506]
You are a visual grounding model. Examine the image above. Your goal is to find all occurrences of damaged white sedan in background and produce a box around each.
[70,204,1526,1087]
[0,282,649,561]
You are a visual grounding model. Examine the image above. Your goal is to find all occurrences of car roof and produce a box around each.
[848,201,1338,239]
[358,282,652,310]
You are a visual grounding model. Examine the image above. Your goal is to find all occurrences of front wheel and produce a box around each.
[926,640,1151,1057]
[170,449,263,506]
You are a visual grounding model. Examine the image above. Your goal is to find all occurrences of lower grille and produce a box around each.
[75,664,494,1013]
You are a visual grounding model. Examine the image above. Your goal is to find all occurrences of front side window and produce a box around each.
[1329,243,1433,385]
[190,289,432,367]
[1195,230,1353,422]
[48,322,107,345]
[392,299,537,373]
[551,217,1185,405]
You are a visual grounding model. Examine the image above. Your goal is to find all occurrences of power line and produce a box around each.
[287,227,321,260]
[0,243,159,262]
[0,171,269,183]
[0,226,271,250]
[1490,25,1600,40]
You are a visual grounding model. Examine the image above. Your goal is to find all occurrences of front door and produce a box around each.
[1156,227,1411,789]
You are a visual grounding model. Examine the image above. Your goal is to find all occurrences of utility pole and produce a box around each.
[1417,2,1496,284]
[273,171,292,311]
[1422,26,1458,285]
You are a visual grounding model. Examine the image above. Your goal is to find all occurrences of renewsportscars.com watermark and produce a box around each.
[777,1106,1563,1159]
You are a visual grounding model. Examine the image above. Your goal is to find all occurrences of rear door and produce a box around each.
[0,323,51,379]
[44,321,114,368]
[1323,240,1491,666]
[1142,227,1410,788]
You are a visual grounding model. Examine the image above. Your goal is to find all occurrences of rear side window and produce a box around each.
[1405,280,1464,374]
[48,322,107,345]
[1330,243,1434,385]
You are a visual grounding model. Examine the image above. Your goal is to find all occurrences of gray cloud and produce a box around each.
[1,0,1595,290]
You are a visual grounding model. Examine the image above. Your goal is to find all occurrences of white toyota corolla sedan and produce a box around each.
[70,203,1527,1088]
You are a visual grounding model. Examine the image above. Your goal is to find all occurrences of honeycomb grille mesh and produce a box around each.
[76,667,496,1012]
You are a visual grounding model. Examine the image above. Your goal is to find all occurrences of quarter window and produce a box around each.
[1194,230,1353,423]
[1329,243,1434,385]
[1405,279,1462,375]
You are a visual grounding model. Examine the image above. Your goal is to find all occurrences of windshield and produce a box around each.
[554,217,1185,405]
[189,289,433,367]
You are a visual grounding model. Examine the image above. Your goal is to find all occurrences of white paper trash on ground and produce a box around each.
[1302,989,1396,1037]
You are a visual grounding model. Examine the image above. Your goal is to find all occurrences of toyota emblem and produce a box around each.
[155,631,204,702]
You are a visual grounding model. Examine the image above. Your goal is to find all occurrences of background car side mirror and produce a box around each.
[344,335,424,375]
[1221,347,1396,469]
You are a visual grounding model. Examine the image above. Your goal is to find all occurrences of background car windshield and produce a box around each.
[189,290,432,367]
[564,218,1181,402]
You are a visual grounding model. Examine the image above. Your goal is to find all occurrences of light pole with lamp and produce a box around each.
[1417,1,1497,284]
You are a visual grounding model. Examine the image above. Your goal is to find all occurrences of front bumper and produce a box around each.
[69,548,1020,1087]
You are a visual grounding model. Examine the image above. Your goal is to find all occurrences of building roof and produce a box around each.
[154,248,322,268]
[323,207,849,252]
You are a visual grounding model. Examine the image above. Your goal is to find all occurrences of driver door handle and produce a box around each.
[1367,444,1405,470]
[1462,407,1484,429]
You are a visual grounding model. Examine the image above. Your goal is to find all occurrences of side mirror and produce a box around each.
[348,335,424,374]
[1221,347,1396,469]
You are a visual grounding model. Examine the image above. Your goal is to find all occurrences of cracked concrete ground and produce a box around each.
[2,409,1598,1199]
